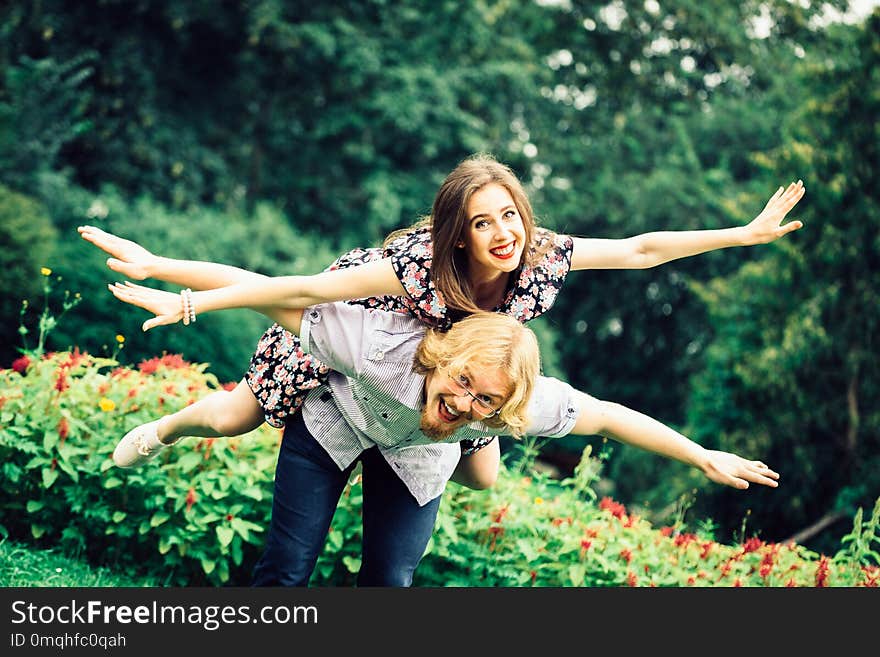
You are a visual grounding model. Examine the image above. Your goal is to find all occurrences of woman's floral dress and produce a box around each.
[245,226,574,454]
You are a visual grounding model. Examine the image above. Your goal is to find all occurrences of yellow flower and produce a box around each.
[115,334,125,344]
[98,398,116,412]
[40,267,52,276]
[534,497,544,505]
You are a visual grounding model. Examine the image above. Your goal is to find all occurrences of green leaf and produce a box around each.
[42,467,59,489]
[103,477,123,489]
[239,486,263,500]
[516,539,539,562]
[31,525,46,539]
[112,511,127,523]
[230,517,250,541]
[176,452,202,472]
[150,511,170,527]
[216,525,234,547]
[568,564,586,587]
[26,500,45,513]
[201,558,216,575]
[42,429,59,451]
[342,555,361,574]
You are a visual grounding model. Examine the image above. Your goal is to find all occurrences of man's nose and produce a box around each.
[450,394,473,413]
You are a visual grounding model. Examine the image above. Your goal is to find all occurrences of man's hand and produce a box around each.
[701,450,780,490]
[108,281,184,331]
[78,225,158,280]
[742,180,805,245]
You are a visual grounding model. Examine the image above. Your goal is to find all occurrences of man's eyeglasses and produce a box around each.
[447,373,501,419]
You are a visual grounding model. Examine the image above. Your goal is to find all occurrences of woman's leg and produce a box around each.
[449,438,500,490]
[156,379,265,444]
[113,379,267,467]
[251,413,353,586]
[357,448,442,587]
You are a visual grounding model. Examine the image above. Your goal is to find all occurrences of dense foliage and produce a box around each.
[1,347,876,586]
[1,0,876,556]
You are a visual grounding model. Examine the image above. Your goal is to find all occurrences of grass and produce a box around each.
[0,538,158,587]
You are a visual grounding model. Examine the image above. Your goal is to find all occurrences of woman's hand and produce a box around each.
[741,180,806,245]
[78,225,158,280]
[700,450,780,490]
[108,281,184,331]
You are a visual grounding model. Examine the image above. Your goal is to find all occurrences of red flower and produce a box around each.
[659,526,674,537]
[185,487,197,512]
[785,578,797,587]
[12,355,31,374]
[492,504,509,523]
[57,417,69,443]
[138,358,159,374]
[674,533,697,548]
[60,347,84,370]
[627,571,638,587]
[226,514,234,522]
[815,556,830,587]
[159,353,189,369]
[50,457,58,471]
[619,549,632,564]
[741,537,764,553]
[530,570,537,585]
[599,496,627,519]
[54,370,69,393]
[700,542,713,559]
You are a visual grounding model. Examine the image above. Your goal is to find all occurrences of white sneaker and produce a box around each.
[113,420,179,468]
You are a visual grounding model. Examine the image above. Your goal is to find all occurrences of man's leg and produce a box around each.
[357,448,442,587]
[251,413,352,586]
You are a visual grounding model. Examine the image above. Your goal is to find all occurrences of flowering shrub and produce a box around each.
[1,348,877,587]
[415,463,880,587]
[0,349,280,585]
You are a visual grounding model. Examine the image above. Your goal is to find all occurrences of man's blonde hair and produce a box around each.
[413,311,540,437]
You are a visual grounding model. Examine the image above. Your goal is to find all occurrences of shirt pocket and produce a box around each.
[365,331,418,363]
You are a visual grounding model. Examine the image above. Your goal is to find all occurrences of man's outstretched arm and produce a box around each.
[568,391,779,490]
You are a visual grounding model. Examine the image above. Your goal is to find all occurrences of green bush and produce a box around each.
[0,184,58,367]
[1,344,877,587]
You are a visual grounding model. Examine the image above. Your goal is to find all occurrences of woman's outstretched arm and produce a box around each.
[79,225,406,306]
[569,180,805,271]
[78,225,270,289]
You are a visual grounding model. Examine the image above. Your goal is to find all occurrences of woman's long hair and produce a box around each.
[385,153,555,316]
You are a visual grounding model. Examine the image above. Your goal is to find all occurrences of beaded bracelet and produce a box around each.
[180,288,191,326]
[180,288,196,326]
[186,288,196,324]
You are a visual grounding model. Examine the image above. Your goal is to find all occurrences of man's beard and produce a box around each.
[419,409,459,441]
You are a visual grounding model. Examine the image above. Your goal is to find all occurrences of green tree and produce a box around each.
[684,11,880,552]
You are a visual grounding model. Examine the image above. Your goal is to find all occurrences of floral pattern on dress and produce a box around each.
[245,226,574,455]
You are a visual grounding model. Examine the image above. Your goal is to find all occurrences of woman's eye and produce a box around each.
[474,220,489,230]
[478,394,493,404]
[503,210,517,221]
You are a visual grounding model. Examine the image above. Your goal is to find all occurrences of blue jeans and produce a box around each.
[251,412,442,587]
